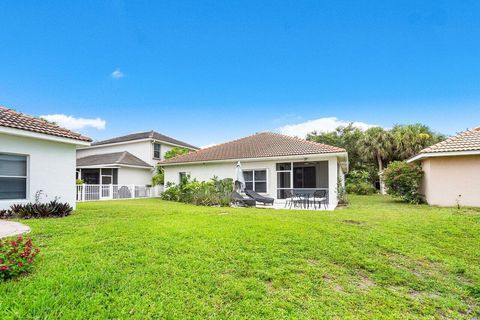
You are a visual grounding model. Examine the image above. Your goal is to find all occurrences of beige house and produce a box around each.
[161,132,348,209]
[408,128,480,207]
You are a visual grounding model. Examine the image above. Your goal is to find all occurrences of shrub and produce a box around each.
[151,166,165,186]
[161,176,234,207]
[8,200,73,219]
[0,236,40,280]
[345,170,376,195]
[346,181,377,195]
[383,161,424,204]
[76,179,84,185]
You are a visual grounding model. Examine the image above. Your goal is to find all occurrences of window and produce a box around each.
[0,154,27,200]
[179,172,188,184]
[153,143,161,159]
[243,169,267,193]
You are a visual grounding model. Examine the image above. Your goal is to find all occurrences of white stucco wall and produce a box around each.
[0,133,78,210]
[117,167,154,185]
[163,155,342,206]
[77,140,179,167]
[421,155,480,207]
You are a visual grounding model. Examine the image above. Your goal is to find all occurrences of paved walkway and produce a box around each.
[0,220,31,238]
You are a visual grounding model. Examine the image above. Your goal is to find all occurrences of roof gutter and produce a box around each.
[407,150,480,163]
[0,126,91,146]
[76,164,153,169]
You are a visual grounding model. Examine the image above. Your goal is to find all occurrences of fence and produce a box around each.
[76,184,163,201]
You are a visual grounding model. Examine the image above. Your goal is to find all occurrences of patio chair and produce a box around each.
[244,190,275,206]
[284,189,303,209]
[231,191,256,207]
[312,190,328,210]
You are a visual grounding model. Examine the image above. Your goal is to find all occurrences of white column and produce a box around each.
[328,157,338,209]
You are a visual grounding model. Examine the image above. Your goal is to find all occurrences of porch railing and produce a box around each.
[277,188,329,200]
[76,184,163,202]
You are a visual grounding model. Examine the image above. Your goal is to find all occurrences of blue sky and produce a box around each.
[1,1,479,146]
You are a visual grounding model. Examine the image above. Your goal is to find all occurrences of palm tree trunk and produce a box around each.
[377,155,386,195]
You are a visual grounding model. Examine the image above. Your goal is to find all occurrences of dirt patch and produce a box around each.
[342,220,363,225]
[356,273,375,290]
[307,258,319,266]
[323,274,344,292]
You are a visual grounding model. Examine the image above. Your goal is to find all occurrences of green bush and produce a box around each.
[383,161,424,204]
[346,181,376,195]
[7,201,73,219]
[345,170,376,195]
[161,176,233,207]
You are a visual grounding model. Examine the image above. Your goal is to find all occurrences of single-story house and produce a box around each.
[0,107,91,210]
[161,132,348,209]
[408,127,480,207]
[76,131,198,187]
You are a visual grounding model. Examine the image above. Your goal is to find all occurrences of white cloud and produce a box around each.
[111,68,125,79]
[278,117,377,138]
[201,143,218,149]
[40,114,106,130]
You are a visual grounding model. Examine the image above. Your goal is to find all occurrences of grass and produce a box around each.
[1,195,480,319]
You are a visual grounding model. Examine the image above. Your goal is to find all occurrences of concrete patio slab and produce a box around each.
[0,220,31,238]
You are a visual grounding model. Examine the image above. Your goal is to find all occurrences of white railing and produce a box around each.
[76,184,163,202]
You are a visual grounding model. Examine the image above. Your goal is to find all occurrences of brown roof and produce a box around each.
[0,106,92,142]
[77,151,152,168]
[91,130,198,150]
[419,128,480,153]
[161,132,346,164]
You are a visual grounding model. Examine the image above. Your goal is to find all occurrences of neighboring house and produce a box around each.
[408,127,480,207]
[76,131,198,186]
[0,107,91,210]
[161,132,348,209]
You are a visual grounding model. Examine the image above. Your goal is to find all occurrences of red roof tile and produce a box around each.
[161,132,346,164]
[419,127,480,153]
[0,106,92,142]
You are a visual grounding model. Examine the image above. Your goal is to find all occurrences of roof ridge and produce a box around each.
[116,151,129,164]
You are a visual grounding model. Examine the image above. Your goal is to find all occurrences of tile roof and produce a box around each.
[0,106,92,142]
[419,128,480,154]
[161,132,346,164]
[77,151,152,168]
[91,130,198,150]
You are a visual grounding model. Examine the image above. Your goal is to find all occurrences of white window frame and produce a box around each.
[243,169,268,193]
[0,152,29,201]
[153,143,162,159]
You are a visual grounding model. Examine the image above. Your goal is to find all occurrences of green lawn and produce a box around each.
[1,196,480,319]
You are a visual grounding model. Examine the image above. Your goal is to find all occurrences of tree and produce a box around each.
[358,127,393,194]
[152,147,191,185]
[307,124,365,171]
[391,124,445,160]
[383,161,424,204]
[164,147,190,160]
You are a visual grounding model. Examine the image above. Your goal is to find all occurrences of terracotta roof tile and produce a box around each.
[419,127,480,153]
[0,106,92,142]
[161,132,346,164]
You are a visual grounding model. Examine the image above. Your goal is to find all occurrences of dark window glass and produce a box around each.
[154,143,161,159]
[255,170,266,181]
[255,181,267,192]
[276,163,291,171]
[0,154,27,200]
[0,177,26,200]
[245,182,254,190]
[243,171,253,181]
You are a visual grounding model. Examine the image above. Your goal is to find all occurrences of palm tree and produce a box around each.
[391,124,445,160]
[358,127,393,194]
